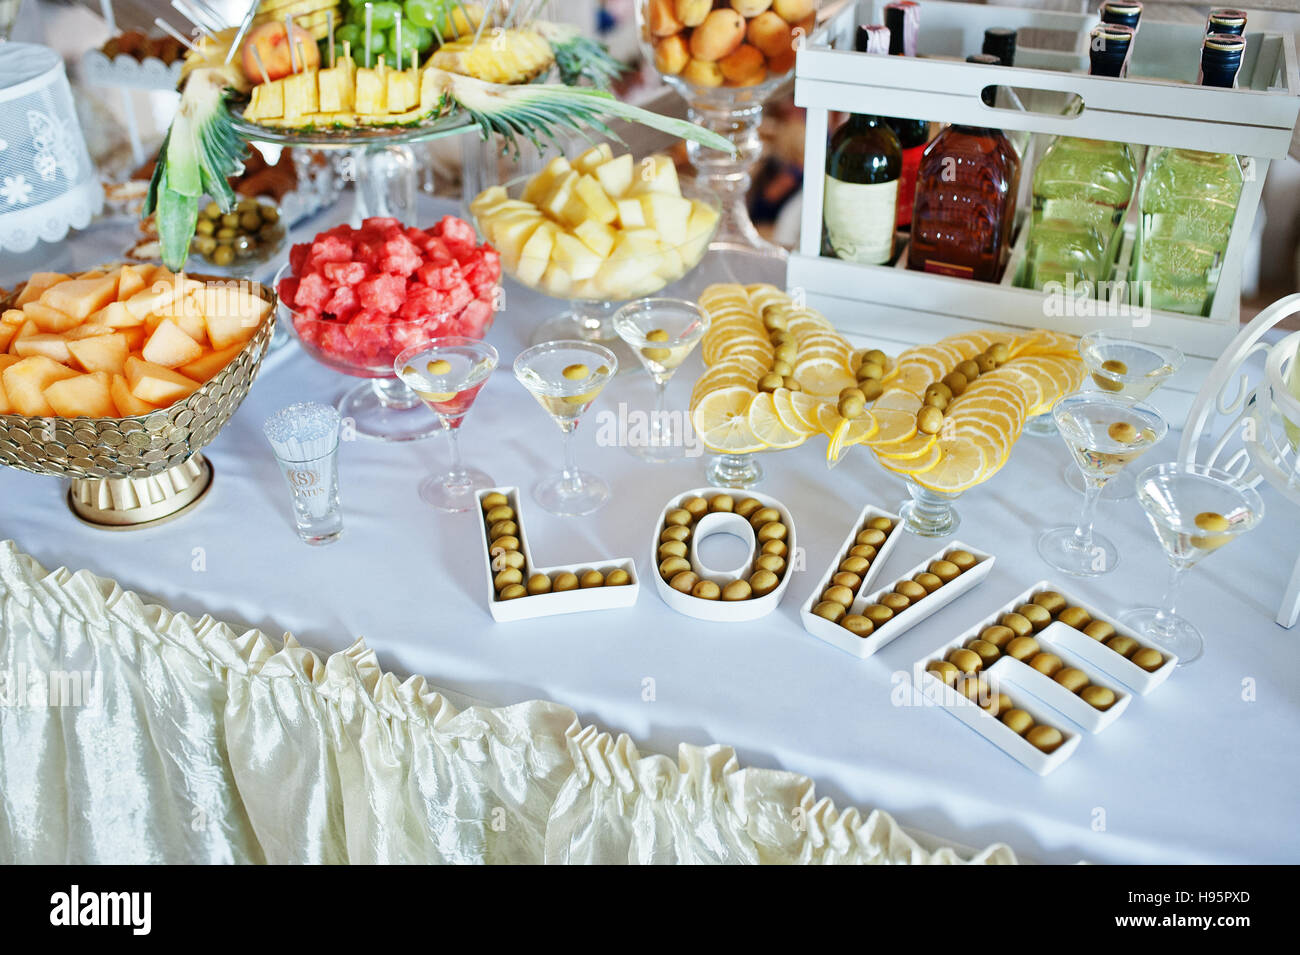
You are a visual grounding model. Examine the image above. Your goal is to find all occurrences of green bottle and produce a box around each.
[1024,25,1137,292]
[1135,34,1247,316]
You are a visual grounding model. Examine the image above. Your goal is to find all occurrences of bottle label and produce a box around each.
[895,144,925,228]
[824,176,898,265]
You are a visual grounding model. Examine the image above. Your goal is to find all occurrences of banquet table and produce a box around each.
[3,194,1298,866]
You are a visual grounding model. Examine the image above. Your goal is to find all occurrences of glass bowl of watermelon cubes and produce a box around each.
[276,215,501,442]
[470,146,720,361]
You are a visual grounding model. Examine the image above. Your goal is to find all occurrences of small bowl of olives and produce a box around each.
[189,197,287,273]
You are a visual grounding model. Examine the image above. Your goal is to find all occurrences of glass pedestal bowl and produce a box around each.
[275,263,494,442]
[635,0,819,274]
[473,175,719,369]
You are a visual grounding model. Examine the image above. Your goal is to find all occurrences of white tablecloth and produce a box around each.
[4,198,1298,865]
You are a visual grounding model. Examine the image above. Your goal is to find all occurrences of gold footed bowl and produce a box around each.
[0,275,275,529]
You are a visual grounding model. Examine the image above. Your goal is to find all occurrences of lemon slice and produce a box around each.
[872,388,924,413]
[827,413,879,462]
[914,439,990,493]
[772,388,815,435]
[692,387,766,454]
[865,409,919,447]
[748,391,807,449]
[875,430,939,460]
[794,356,856,396]
[789,391,830,432]
[879,442,942,475]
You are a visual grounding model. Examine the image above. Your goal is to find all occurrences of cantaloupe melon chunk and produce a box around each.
[120,326,146,352]
[13,272,68,306]
[22,301,82,333]
[110,373,157,417]
[67,334,129,375]
[90,301,144,328]
[116,265,149,301]
[196,286,271,349]
[40,272,118,320]
[124,274,202,320]
[178,342,244,382]
[9,320,37,354]
[2,308,23,325]
[0,323,15,353]
[13,333,72,364]
[156,290,208,345]
[0,354,17,413]
[142,319,205,368]
[65,324,113,341]
[125,356,199,405]
[45,371,116,418]
[2,355,79,416]
[40,273,119,319]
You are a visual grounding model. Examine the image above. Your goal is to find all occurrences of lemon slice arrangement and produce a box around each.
[868,329,1086,494]
[689,284,889,463]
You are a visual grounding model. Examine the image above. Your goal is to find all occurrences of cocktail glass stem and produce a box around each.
[372,377,421,410]
[1072,481,1104,554]
[572,300,617,341]
[685,99,785,260]
[1150,562,1188,640]
[442,421,469,486]
[352,144,417,225]
[559,426,585,496]
[650,379,671,449]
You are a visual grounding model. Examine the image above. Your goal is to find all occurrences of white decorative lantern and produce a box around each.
[0,42,102,256]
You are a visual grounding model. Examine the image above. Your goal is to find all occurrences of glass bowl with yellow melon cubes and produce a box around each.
[470,145,721,361]
[0,264,275,528]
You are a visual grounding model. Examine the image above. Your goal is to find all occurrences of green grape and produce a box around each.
[408,23,432,52]
[403,0,438,30]
[388,22,421,63]
[370,1,401,29]
[336,23,362,48]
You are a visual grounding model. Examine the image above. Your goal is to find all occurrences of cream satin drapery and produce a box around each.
[0,541,1018,864]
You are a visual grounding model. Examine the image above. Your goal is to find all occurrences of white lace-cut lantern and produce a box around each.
[0,42,102,253]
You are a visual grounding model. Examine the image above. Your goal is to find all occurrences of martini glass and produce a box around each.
[514,341,618,515]
[612,297,709,461]
[1064,331,1184,497]
[1037,393,1167,576]
[394,337,498,511]
[900,482,964,538]
[1122,462,1263,665]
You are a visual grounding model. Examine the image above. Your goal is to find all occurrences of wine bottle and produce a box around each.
[982,27,1017,66]
[907,53,1021,282]
[1136,34,1247,316]
[882,2,929,230]
[823,25,902,265]
[1100,1,1143,31]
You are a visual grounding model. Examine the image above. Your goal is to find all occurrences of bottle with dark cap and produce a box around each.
[907,52,1020,282]
[1136,34,1247,315]
[982,27,1017,66]
[1100,1,1143,31]
[879,3,930,229]
[823,24,903,265]
[1024,24,1138,291]
[1206,9,1247,36]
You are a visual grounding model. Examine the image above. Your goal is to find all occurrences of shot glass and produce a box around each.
[263,402,344,545]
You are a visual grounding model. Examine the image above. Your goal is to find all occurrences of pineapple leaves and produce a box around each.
[445,73,735,157]
[157,167,199,272]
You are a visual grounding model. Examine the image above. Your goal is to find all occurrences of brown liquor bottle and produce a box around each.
[906,54,1020,282]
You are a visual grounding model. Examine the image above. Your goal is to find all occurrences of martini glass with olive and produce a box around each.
[1062,331,1185,498]
[394,337,498,511]
[612,298,709,462]
[1037,393,1167,576]
[514,341,618,516]
[1121,462,1263,665]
